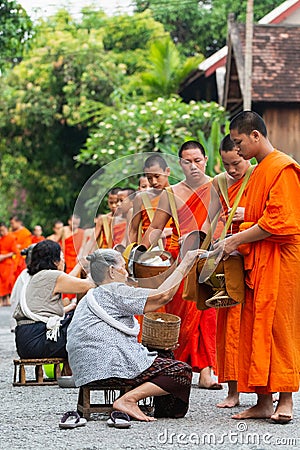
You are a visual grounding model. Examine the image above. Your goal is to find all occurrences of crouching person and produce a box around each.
[67,248,202,421]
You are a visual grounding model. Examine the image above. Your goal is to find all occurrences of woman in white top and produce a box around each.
[67,247,202,422]
[14,240,94,360]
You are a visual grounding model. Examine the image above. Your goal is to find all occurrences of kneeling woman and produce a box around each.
[14,240,94,360]
[67,248,201,421]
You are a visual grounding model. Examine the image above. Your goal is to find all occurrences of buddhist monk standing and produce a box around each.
[60,215,84,274]
[0,222,18,306]
[214,111,300,423]
[9,215,32,279]
[129,154,172,247]
[210,135,251,407]
[141,141,221,389]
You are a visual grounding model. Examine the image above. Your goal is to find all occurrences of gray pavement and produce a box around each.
[0,306,299,450]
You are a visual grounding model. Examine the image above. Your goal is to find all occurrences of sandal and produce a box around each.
[107,411,131,429]
[59,411,87,429]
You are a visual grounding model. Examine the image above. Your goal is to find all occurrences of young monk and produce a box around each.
[79,188,119,257]
[129,155,172,340]
[138,176,150,191]
[214,111,300,423]
[129,154,171,246]
[141,142,221,390]
[211,135,251,407]
[113,188,135,247]
[9,216,32,279]
[0,222,18,306]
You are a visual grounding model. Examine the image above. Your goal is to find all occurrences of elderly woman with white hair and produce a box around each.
[67,247,202,422]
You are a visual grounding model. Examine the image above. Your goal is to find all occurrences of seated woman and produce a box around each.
[14,240,94,361]
[67,247,202,422]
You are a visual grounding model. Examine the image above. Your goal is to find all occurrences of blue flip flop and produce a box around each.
[107,411,131,429]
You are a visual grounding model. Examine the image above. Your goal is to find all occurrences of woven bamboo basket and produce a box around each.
[141,312,181,349]
[133,250,174,288]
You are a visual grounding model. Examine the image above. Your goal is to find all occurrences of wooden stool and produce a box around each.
[77,381,133,419]
[13,358,67,386]
[77,381,154,420]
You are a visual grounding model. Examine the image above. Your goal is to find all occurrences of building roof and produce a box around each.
[224,22,300,109]
[198,0,300,78]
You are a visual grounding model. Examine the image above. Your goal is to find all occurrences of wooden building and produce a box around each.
[224,19,300,160]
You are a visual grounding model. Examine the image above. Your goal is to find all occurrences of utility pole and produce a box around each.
[243,0,253,110]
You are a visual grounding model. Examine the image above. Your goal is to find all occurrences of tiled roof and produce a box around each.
[198,0,300,76]
[236,23,300,102]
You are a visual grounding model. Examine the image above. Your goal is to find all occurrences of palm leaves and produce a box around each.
[141,37,203,98]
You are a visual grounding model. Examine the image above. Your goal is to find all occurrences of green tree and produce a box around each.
[0,9,170,229]
[0,0,33,72]
[135,0,284,56]
[139,37,203,98]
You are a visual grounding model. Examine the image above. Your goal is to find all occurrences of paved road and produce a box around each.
[0,307,299,450]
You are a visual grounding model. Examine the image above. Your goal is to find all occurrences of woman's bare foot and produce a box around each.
[270,392,293,424]
[232,393,273,420]
[113,397,156,422]
[198,366,223,390]
[217,381,239,408]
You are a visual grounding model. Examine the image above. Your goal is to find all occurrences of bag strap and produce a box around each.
[219,165,254,241]
[216,172,230,208]
[165,186,181,238]
[102,215,113,248]
[140,192,164,251]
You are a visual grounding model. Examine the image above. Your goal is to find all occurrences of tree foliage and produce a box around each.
[135,0,285,56]
[0,0,33,72]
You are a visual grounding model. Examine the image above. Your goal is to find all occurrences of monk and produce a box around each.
[138,175,150,191]
[129,154,172,247]
[9,215,32,279]
[60,215,84,273]
[141,141,221,390]
[214,111,300,423]
[47,220,64,242]
[113,188,135,247]
[210,135,251,407]
[31,225,45,244]
[129,154,172,341]
[79,188,119,257]
[0,222,18,306]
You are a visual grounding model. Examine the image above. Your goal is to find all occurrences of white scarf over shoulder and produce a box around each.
[86,288,140,337]
[20,278,64,342]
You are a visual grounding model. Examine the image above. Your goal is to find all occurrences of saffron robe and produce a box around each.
[62,229,84,274]
[0,233,18,296]
[216,176,246,383]
[166,183,217,372]
[12,227,32,279]
[31,236,45,244]
[238,150,300,393]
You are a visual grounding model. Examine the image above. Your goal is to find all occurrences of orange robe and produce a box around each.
[166,182,217,372]
[0,233,18,296]
[216,177,246,383]
[238,150,300,393]
[62,229,84,274]
[113,220,127,246]
[140,195,173,250]
[31,236,45,244]
[12,227,32,279]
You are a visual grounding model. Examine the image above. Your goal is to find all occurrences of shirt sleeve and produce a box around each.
[258,166,300,235]
[113,283,151,316]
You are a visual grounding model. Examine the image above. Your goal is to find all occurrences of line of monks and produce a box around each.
[4,111,300,424]
[0,219,47,306]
